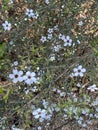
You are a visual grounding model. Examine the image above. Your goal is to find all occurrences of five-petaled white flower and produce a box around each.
[87,84,98,92]
[40,36,47,43]
[53,45,61,52]
[9,69,23,83]
[2,21,11,31]
[25,9,39,19]
[47,33,52,39]
[64,36,72,46]
[23,71,37,85]
[32,108,47,121]
[25,9,34,18]
[47,28,53,33]
[32,107,52,122]
[73,65,86,77]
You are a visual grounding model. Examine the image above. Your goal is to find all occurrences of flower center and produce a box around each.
[28,76,31,79]
[15,74,18,78]
[38,112,41,115]
[67,40,69,43]
[78,69,81,73]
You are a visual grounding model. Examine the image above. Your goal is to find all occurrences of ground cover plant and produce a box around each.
[0,0,98,130]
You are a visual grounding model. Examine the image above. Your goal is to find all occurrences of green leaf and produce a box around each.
[3,89,10,103]
[0,42,7,58]
[0,87,3,94]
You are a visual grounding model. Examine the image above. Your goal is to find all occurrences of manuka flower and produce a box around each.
[73,65,86,77]
[23,71,37,85]
[87,84,98,92]
[9,69,23,83]
[64,36,72,46]
[2,21,11,31]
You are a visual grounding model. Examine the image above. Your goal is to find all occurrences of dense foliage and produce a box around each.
[0,0,98,130]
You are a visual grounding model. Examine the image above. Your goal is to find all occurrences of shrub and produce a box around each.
[0,0,98,130]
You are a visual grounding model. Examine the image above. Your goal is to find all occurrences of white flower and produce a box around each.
[94,114,98,119]
[44,114,52,120]
[53,45,61,52]
[60,92,66,97]
[87,120,92,125]
[61,35,66,41]
[25,9,39,19]
[9,41,14,45]
[77,40,81,44]
[73,65,86,77]
[89,113,93,118]
[13,61,18,66]
[82,123,87,128]
[25,9,34,18]
[58,33,63,39]
[32,108,42,119]
[39,109,47,119]
[47,28,53,33]
[54,106,60,112]
[57,89,61,94]
[92,98,98,106]
[9,69,23,83]
[64,108,67,113]
[82,109,89,115]
[77,117,83,125]
[32,108,47,122]
[70,73,75,78]
[46,123,50,126]
[87,84,98,92]
[45,0,49,4]
[48,107,54,114]
[37,126,42,130]
[50,54,55,61]
[78,21,83,26]
[52,87,57,92]
[12,125,22,130]
[24,18,27,21]
[73,97,78,102]
[47,33,52,39]
[25,89,30,95]
[64,36,72,46]
[64,114,68,119]
[33,12,39,19]
[31,86,38,92]
[96,107,98,112]
[51,103,60,112]
[76,83,81,87]
[53,25,58,30]
[23,71,37,85]
[9,0,13,4]
[37,67,40,70]
[40,36,47,43]
[2,21,11,31]
[42,99,48,109]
